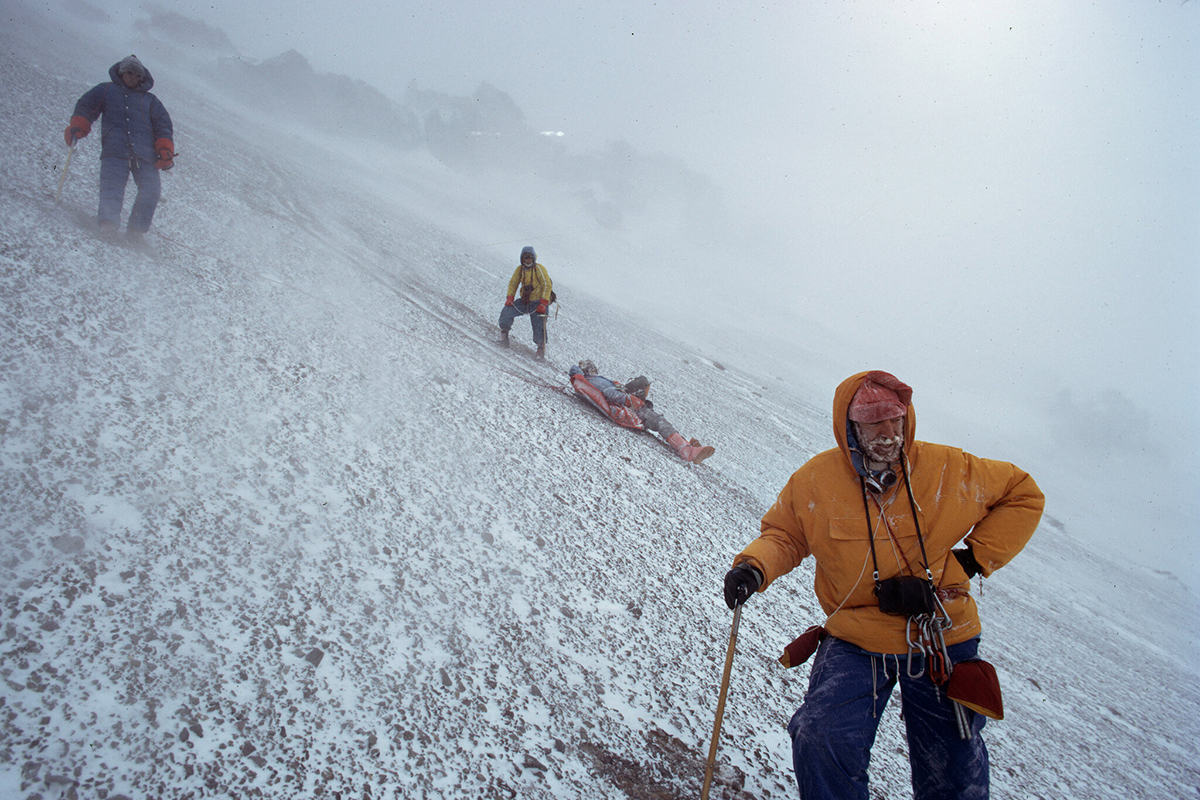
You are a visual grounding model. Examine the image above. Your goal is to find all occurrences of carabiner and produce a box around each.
[905,615,928,678]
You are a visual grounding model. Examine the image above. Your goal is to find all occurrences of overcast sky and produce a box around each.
[85,0,1198,574]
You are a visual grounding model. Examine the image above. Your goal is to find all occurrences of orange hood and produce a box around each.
[832,371,916,474]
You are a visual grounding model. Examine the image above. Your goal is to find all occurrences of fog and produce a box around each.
[47,0,1199,583]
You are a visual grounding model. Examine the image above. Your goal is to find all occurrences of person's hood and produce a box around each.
[832,371,917,474]
[108,56,154,92]
[520,245,536,265]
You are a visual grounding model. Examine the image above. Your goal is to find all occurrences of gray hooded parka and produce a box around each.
[72,57,173,163]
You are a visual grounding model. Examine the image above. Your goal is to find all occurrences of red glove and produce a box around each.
[154,138,175,170]
[504,295,515,307]
[64,116,90,146]
[535,300,548,314]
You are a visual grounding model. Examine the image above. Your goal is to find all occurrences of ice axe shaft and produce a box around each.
[700,603,742,800]
[55,142,76,205]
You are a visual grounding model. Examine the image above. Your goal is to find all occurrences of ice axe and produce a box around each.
[700,603,742,800]
[55,142,76,205]
[536,298,555,355]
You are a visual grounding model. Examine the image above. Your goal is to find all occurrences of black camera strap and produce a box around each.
[860,480,884,585]
[899,456,935,582]
[861,456,934,586]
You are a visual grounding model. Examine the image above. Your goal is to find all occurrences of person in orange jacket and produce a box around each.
[498,246,553,358]
[724,370,1044,800]
[63,55,174,239]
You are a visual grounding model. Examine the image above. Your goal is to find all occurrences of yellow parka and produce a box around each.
[734,371,1044,654]
[505,263,553,304]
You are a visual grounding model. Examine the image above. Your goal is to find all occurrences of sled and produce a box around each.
[570,374,644,430]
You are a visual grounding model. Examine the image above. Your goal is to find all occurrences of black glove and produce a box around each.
[723,565,762,609]
[953,547,982,579]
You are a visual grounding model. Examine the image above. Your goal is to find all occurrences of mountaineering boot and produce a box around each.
[499,329,510,348]
[689,438,716,465]
[535,344,545,360]
[667,433,715,464]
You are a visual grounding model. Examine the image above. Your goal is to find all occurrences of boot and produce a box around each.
[689,438,716,465]
[535,344,545,360]
[667,433,715,464]
[499,329,510,348]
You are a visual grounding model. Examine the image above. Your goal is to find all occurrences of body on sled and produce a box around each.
[570,373,644,430]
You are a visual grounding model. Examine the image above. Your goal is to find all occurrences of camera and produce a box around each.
[875,575,936,616]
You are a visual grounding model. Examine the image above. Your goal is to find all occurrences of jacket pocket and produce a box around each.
[827,512,871,541]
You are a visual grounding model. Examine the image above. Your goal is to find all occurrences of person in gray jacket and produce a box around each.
[64,55,174,239]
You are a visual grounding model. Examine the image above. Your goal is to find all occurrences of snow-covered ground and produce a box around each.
[2,4,1197,799]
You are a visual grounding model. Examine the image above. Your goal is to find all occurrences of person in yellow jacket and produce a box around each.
[724,370,1043,800]
[498,246,553,359]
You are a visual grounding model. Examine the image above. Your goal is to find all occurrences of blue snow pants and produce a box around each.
[787,635,989,800]
[98,156,161,232]
[498,299,546,345]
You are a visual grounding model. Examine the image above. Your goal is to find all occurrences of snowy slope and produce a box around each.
[2,5,1198,800]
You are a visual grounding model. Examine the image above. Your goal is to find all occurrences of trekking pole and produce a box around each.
[700,603,742,800]
[55,142,76,205]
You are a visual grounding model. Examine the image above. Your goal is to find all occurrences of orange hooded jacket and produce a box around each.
[734,371,1044,654]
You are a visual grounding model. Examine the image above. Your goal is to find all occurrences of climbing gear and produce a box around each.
[536,312,549,356]
[55,142,75,205]
[700,604,741,800]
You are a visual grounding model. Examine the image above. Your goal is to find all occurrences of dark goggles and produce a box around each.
[863,469,898,495]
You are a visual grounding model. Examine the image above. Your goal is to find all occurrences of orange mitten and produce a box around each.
[154,138,175,170]
[64,115,91,146]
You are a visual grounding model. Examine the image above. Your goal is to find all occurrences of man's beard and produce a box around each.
[861,434,903,465]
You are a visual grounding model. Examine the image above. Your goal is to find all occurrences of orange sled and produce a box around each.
[570,374,644,430]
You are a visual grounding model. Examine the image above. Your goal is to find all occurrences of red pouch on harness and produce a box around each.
[947,658,1004,719]
[778,625,827,669]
